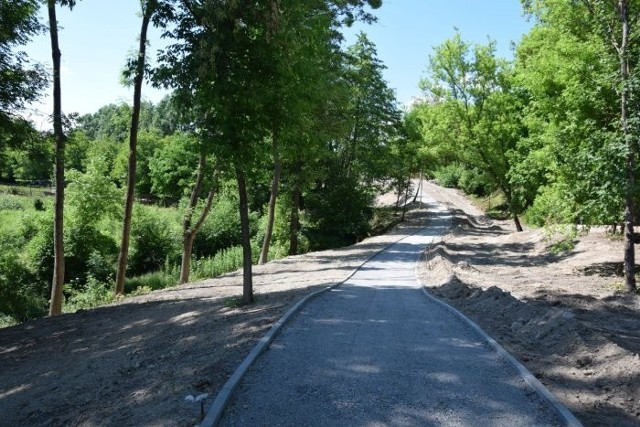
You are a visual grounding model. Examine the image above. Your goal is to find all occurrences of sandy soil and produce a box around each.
[418,181,640,426]
[1,183,639,426]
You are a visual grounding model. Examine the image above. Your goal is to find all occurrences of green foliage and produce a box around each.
[0,251,46,321]
[0,195,25,211]
[64,276,114,313]
[524,183,578,226]
[544,223,580,254]
[192,193,241,258]
[128,205,181,275]
[124,269,178,294]
[433,163,465,188]
[305,169,374,250]
[66,155,122,226]
[458,167,493,196]
[190,243,260,280]
[0,0,47,135]
[148,132,200,202]
[418,31,527,222]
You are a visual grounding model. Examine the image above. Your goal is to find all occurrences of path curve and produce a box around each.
[214,196,567,426]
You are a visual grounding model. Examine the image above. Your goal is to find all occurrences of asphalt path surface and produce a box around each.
[219,197,562,426]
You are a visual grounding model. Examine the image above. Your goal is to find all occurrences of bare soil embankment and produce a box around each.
[419,181,640,427]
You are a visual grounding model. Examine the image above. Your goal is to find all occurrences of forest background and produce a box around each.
[1,0,639,325]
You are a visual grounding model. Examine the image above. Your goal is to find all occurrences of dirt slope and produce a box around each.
[0,205,431,427]
[419,181,640,426]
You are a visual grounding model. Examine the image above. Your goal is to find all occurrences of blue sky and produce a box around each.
[24,0,531,125]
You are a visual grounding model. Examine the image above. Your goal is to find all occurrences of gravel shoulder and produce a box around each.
[418,181,640,427]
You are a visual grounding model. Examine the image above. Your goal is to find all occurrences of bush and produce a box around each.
[192,191,261,259]
[458,168,492,196]
[193,195,242,258]
[33,198,45,211]
[524,184,577,226]
[64,276,114,313]
[124,270,179,294]
[305,171,373,250]
[190,243,260,280]
[128,206,181,275]
[433,163,465,188]
[65,224,119,286]
[0,253,47,321]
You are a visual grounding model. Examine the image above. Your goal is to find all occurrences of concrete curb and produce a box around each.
[414,211,583,427]
[200,209,429,427]
[417,287,583,427]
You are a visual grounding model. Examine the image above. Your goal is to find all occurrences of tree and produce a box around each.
[419,32,527,231]
[0,0,47,145]
[341,32,400,185]
[114,0,159,296]
[47,0,78,316]
[154,0,382,304]
[519,0,638,291]
[582,0,636,291]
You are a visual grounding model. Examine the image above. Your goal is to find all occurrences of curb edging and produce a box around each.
[418,287,583,426]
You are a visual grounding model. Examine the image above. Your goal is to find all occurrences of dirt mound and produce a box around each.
[420,193,640,426]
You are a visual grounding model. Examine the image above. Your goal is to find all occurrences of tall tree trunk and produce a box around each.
[401,175,411,221]
[289,183,301,256]
[412,172,423,204]
[114,2,154,296]
[394,183,401,214]
[259,136,281,264]
[513,213,523,233]
[618,0,636,292]
[236,165,254,305]
[48,0,65,316]
[179,152,217,284]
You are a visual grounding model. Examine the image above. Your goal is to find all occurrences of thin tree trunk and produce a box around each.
[513,213,523,233]
[618,0,636,292]
[114,2,154,296]
[259,136,281,264]
[289,183,301,256]
[412,172,423,203]
[179,152,218,284]
[236,166,254,305]
[401,176,411,221]
[48,0,65,316]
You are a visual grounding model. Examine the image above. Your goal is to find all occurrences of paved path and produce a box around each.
[219,198,562,426]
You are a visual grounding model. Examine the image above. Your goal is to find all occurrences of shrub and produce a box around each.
[524,184,577,226]
[192,195,242,258]
[64,276,114,313]
[458,168,492,196]
[190,243,260,280]
[305,171,373,250]
[128,206,181,275]
[124,269,179,294]
[0,252,47,321]
[33,198,45,211]
[433,163,465,188]
[65,224,119,287]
